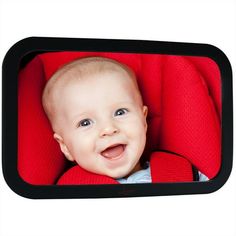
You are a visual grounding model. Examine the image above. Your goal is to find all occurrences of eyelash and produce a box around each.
[77,118,93,128]
[114,108,129,116]
[77,108,129,128]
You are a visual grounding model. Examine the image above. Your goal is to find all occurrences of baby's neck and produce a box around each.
[125,162,142,178]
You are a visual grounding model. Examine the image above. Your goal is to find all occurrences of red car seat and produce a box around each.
[18,52,221,185]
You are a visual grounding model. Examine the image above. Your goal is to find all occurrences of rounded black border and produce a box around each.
[2,37,233,199]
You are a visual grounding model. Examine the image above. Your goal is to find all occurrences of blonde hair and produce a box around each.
[42,56,142,131]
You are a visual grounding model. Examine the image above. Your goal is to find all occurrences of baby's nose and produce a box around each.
[100,124,119,137]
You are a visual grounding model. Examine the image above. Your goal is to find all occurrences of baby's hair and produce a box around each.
[42,56,142,131]
[51,57,137,83]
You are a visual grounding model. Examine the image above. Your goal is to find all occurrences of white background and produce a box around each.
[0,0,235,236]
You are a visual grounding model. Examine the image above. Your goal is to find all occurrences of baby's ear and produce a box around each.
[142,105,148,131]
[53,133,74,161]
[143,105,148,118]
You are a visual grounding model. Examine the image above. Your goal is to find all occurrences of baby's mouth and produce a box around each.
[100,144,126,160]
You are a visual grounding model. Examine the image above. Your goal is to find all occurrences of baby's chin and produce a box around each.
[103,169,132,179]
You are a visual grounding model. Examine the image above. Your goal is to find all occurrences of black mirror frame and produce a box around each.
[2,37,233,199]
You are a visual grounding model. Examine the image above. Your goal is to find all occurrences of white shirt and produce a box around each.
[117,163,209,184]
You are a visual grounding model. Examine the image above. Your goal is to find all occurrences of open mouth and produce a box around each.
[100,144,126,160]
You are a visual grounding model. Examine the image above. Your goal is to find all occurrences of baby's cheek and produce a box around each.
[129,117,146,134]
[70,134,92,154]
[73,139,94,167]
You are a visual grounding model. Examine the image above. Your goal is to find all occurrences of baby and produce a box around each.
[42,57,149,183]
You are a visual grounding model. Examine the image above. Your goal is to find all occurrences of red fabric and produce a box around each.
[159,56,221,179]
[18,57,67,185]
[188,56,221,120]
[150,152,193,182]
[18,52,221,185]
[57,165,119,185]
[57,152,193,184]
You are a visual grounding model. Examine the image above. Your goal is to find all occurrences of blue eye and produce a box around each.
[78,119,92,127]
[114,108,129,116]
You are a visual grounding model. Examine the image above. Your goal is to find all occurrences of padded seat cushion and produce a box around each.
[57,151,193,184]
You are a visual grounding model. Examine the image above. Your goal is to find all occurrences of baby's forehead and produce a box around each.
[46,57,141,110]
[54,60,136,89]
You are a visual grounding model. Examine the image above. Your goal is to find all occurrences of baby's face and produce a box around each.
[54,70,147,179]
